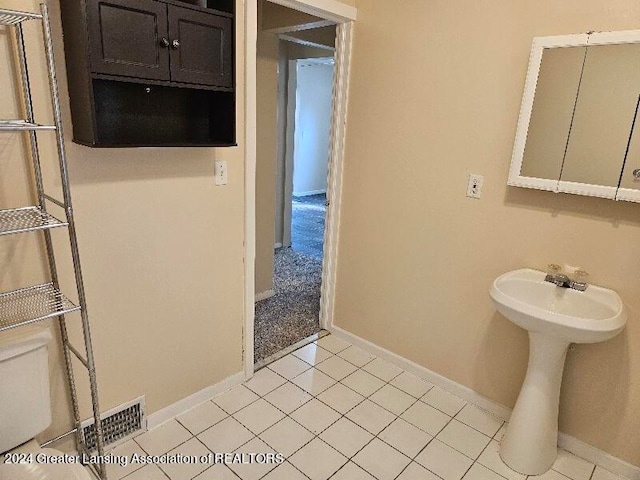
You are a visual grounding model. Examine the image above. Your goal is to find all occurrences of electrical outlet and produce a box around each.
[466,174,484,199]
[214,160,228,186]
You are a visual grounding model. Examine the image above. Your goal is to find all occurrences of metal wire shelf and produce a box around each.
[0,283,81,332]
[0,9,42,26]
[0,120,56,131]
[1,6,107,476]
[0,206,68,236]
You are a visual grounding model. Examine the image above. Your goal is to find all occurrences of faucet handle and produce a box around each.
[547,264,562,274]
[571,270,589,291]
[573,270,589,281]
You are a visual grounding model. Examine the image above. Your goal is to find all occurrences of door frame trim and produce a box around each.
[267,0,356,24]
[319,20,353,344]
[244,0,356,378]
[282,58,298,249]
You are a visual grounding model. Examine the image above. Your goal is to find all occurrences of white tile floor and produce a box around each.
[106,335,629,480]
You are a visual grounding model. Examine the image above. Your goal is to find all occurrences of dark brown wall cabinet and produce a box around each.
[60,0,236,147]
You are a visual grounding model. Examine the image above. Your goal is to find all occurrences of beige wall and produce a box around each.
[0,0,245,447]
[287,41,335,60]
[261,1,326,31]
[255,29,280,295]
[335,0,640,465]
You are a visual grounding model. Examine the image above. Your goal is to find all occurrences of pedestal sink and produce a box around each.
[489,269,626,475]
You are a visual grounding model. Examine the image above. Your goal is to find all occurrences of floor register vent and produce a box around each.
[82,396,146,451]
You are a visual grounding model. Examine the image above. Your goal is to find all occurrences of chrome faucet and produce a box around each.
[544,264,589,291]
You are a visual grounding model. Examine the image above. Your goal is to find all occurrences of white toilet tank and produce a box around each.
[0,326,53,454]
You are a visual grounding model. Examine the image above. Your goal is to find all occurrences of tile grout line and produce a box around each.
[137,386,283,479]
[233,354,357,478]
[255,330,330,371]
[129,346,454,480]
[382,384,506,480]
[122,437,174,480]
[199,347,457,479]
[128,338,599,480]
[344,381,485,480]
[193,462,243,480]
[340,396,424,480]
[471,432,514,480]
[328,344,600,480]
[130,428,204,480]
[246,354,419,479]
[275,362,437,479]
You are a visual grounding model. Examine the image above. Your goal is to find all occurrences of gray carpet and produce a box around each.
[292,194,326,259]
[254,248,322,363]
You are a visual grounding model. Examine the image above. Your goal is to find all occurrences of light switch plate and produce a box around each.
[215,160,228,186]
[467,174,484,199]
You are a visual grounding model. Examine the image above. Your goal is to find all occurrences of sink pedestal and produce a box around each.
[500,332,570,475]
[491,269,626,474]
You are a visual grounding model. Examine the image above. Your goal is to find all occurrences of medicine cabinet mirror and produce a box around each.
[509,31,640,202]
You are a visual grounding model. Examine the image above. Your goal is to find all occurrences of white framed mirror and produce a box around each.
[509,30,640,202]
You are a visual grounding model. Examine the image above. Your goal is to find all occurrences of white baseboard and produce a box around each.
[293,189,327,197]
[329,326,640,480]
[558,433,640,480]
[274,243,283,249]
[146,372,244,430]
[329,326,512,419]
[255,289,275,302]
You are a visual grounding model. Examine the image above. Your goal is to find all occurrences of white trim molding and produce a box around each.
[329,326,640,480]
[264,20,335,35]
[297,57,335,66]
[293,188,328,196]
[558,434,640,480]
[267,0,357,23]
[615,187,640,203]
[557,180,616,199]
[329,326,512,420]
[244,0,258,379]
[255,289,275,302]
[146,372,244,430]
[279,34,336,51]
[319,20,353,331]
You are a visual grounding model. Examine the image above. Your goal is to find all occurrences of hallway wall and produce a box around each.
[256,28,281,295]
[292,61,334,197]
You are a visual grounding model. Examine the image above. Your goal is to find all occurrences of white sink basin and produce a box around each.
[489,268,626,475]
[490,268,626,344]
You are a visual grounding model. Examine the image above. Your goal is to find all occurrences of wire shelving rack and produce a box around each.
[0,5,107,479]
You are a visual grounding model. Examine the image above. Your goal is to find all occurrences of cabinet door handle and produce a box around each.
[633,168,640,179]
[160,37,170,48]
[171,39,180,49]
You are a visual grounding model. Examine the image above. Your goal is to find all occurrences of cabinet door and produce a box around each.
[167,5,233,87]
[88,0,170,80]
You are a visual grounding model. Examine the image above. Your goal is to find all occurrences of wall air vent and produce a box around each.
[81,396,146,451]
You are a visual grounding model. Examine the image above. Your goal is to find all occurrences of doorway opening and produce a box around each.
[254,1,337,365]
[290,58,334,259]
[244,0,356,376]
